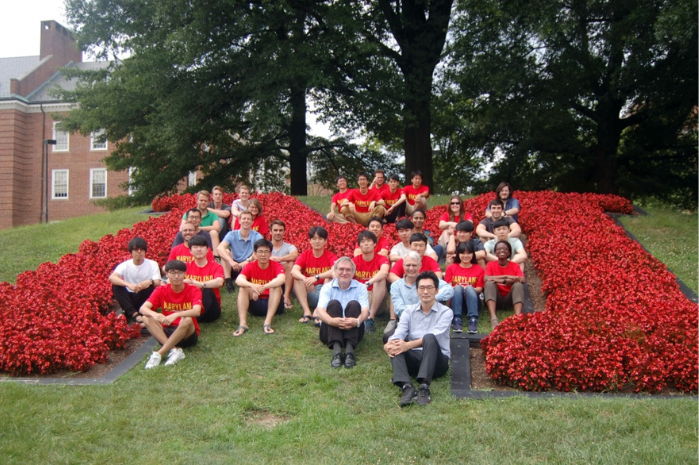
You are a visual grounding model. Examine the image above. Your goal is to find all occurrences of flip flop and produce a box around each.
[284,297,293,309]
[232,325,249,337]
[263,324,275,335]
[313,317,322,327]
[299,315,312,324]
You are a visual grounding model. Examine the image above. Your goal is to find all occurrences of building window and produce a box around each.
[128,167,138,196]
[90,130,108,150]
[53,122,69,152]
[52,170,69,199]
[90,168,107,198]
[188,171,197,186]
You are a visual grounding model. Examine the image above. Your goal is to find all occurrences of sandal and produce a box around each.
[232,325,249,337]
[263,324,275,335]
[490,317,499,328]
[299,314,312,324]
[313,317,322,327]
[284,297,293,309]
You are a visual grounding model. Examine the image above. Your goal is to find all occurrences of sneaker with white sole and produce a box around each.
[384,319,397,334]
[164,348,185,366]
[468,317,478,334]
[144,352,162,369]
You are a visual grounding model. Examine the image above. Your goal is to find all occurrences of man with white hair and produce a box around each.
[315,257,370,369]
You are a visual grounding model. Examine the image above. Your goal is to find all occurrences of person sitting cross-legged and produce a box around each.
[233,239,286,336]
[385,271,453,406]
[109,237,162,326]
[316,257,370,369]
[139,260,202,369]
[184,235,225,323]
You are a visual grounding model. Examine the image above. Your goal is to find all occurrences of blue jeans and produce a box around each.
[433,244,444,262]
[451,285,479,319]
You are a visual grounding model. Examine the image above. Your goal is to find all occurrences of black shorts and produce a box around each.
[249,298,285,317]
[163,326,199,348]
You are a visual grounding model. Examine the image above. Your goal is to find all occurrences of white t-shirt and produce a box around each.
[113,259,162,293]
[484,237,524,255]
[390,242,436,258]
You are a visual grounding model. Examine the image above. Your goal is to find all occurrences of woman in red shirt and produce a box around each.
[233,198,269,236]
[436,195,474,259]
[445,241,484,334]
[484,240,525,328]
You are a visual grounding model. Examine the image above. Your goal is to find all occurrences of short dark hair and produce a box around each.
[164,260,187,272]
[494,240,512,256]
[388,174,401,182]
[410,170,423,179]
[335,175,348,183]
[454,241,477,265]
[239,210,254,220]
[128,237,148,252]
[455,221,474,233]
[188,235,209,248]
[187,208,201,218]
[270,220,286,230]
[357,230,377,245]
[395,219,414,231]
[409,233,428,245]
[416,271,439,289]
[357,171,370,181]
[489,198,505,209]
[493,219,511,230]
[308,226,328,240]
[410,209,426,219]
[368,217,384,228]
[254,239,273,252]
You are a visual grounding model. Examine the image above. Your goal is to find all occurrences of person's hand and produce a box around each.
[384,339,404,358]
[304,276,316,291]
[269,256,282,262]
[126,282,139,292]
[161,314,178,326]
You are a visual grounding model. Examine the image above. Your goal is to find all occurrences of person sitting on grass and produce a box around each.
[167,220,214,266]
[269,220,299,310]
[340,172,386,226]
[445,241,484,334]
[353,217,391,257]
[316,257,370,369]
[484,240,526,328]
[139,260,201,369]
[402,170,430,215]
[233,239,286,336]
[109,237,161,326]
[484,219,527,272]
[327,175,352,224]
[218,210,263,293]
[172,208,213,249]
[388,219,439,263]
[387,252,453,342]
[385,271,452,407]
[184,235,225,323]
[389,234,442,283]
[352,230,390,333]
[291,226,338,324]
[379,174,407,223]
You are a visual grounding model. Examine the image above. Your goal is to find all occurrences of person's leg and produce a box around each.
[197,288,221,323]
[294,279,313,319]
[433,244,444,262]
[112,285,140,320]
[405,202,415,216]
[371,205,386,219]
[451,285,465,320]
[368,280,386,320]
[233,288,251,336]
[282,262,294,308]
[464,285,479,320]
[307,284,322,310]
[223,260,234,292]
[355,211,372,227]
[342,300,365,351]
[157,318,196,356]
[511,282,525,315]
[484,281,499,319]
[209,230,220,259]
[340,205,356,224]
[416,334,450,384]
[262,287,282,333]
[319,300,344,348]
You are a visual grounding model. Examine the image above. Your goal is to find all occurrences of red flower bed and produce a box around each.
[478,191,697,393]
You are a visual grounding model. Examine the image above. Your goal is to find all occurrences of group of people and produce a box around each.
[108,179,527,406]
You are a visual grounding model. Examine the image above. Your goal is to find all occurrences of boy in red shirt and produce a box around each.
[380,174,407,223]
[184,235,225,323]
[140,260,202,369]
[341,172,386,226]
[402,170,429,215]
[352,230,390,332]
[327,175,352,224]
[353,217,390,257]
[234,239,286,336]
[168,221,215,265]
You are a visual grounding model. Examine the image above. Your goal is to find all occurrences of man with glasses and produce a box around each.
[385,271,453,406]
[316,257,370,369]
[172,208,213,250]
[139,260,202,369]
[167,220,215,266]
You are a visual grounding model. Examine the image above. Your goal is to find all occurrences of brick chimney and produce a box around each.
[40,20,82,63]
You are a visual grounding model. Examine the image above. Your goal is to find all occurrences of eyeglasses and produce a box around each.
[450,202,460,205]
[336,267,353,274]
[255,250,271,255]
[417,286,435,292]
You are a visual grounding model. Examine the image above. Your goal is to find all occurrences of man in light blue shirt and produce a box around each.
[385,271,453,407]
[217,210,263,293]
[316,257,370,369]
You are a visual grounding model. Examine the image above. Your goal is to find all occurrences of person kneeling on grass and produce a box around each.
[385,271,452,407]
[484,240,525,328]
[316,257,370,369]
[139,260,202,369]
[233,239,286,336]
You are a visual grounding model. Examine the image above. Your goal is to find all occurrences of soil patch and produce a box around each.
[244,410,290,429]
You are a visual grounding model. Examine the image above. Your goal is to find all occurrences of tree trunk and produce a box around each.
[403,96,433,188]
[288,84,308,196]
[593,98,623,195]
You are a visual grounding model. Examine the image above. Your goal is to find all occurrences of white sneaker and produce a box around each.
[164,348,185,366]
[145,352,162,369]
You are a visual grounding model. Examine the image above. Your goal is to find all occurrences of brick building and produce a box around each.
[0,20,129,230]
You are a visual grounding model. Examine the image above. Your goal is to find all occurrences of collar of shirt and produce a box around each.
[330,279,359,291]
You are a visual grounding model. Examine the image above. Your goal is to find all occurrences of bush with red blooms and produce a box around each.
[476,191,696,393]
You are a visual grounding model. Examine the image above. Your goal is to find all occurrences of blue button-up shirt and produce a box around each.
[318,278,370,316]
[389,300,453,358]
[390,277,453,319]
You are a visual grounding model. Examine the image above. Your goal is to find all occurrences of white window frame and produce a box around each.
[89,168,107,199]
[188,171,197,186]
[90,130,108,151]
[52,169,69,199]
[52,122,69,152]
[128,167,138,196]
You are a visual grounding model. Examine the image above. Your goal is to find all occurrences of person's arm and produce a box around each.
[436,279,454,302]
[199,224,218,233]
[366,263,390,287]
[504,199,520,217]
[161,304,202,325]
[271,248,299,264]
[185,276,224,290]
[209,205,231,219]
[476,222,496,241]
[511,245,528,264]
[353,247,362,257]
[389,282,409,320]
[508,222,522,238]
[446,234,457,255]
[109,272,138,292]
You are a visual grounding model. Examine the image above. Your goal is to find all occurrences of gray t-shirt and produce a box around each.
[272,242,298,258]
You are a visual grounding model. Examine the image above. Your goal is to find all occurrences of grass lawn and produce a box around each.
[619,207,698,293]
[0,199,696,463]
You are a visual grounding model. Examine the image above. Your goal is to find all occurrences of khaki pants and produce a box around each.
[341,205,386,227]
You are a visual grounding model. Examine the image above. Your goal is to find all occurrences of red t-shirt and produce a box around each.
[445,263,485,289]
[168,244,215,264]
[353,254,389,290]
[370,183,391,196]
[390,256,440,279]
[381,188,404,208]
[402,185,430,205]
[439,212,474,224]
[485,260,524,297]
[332,190,352,208]
[240,260,285,299]
[375,237,391,254]
[233,215,269,235]
[186,260,225,304]
[147,284,202,335]
[294,249,338,285]
[346,189,381,213]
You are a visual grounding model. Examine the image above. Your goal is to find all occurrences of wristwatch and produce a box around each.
[202,282,207,289]
[314,274,320,281]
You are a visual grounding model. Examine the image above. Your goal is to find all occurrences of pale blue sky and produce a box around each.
[1,1,69,58]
